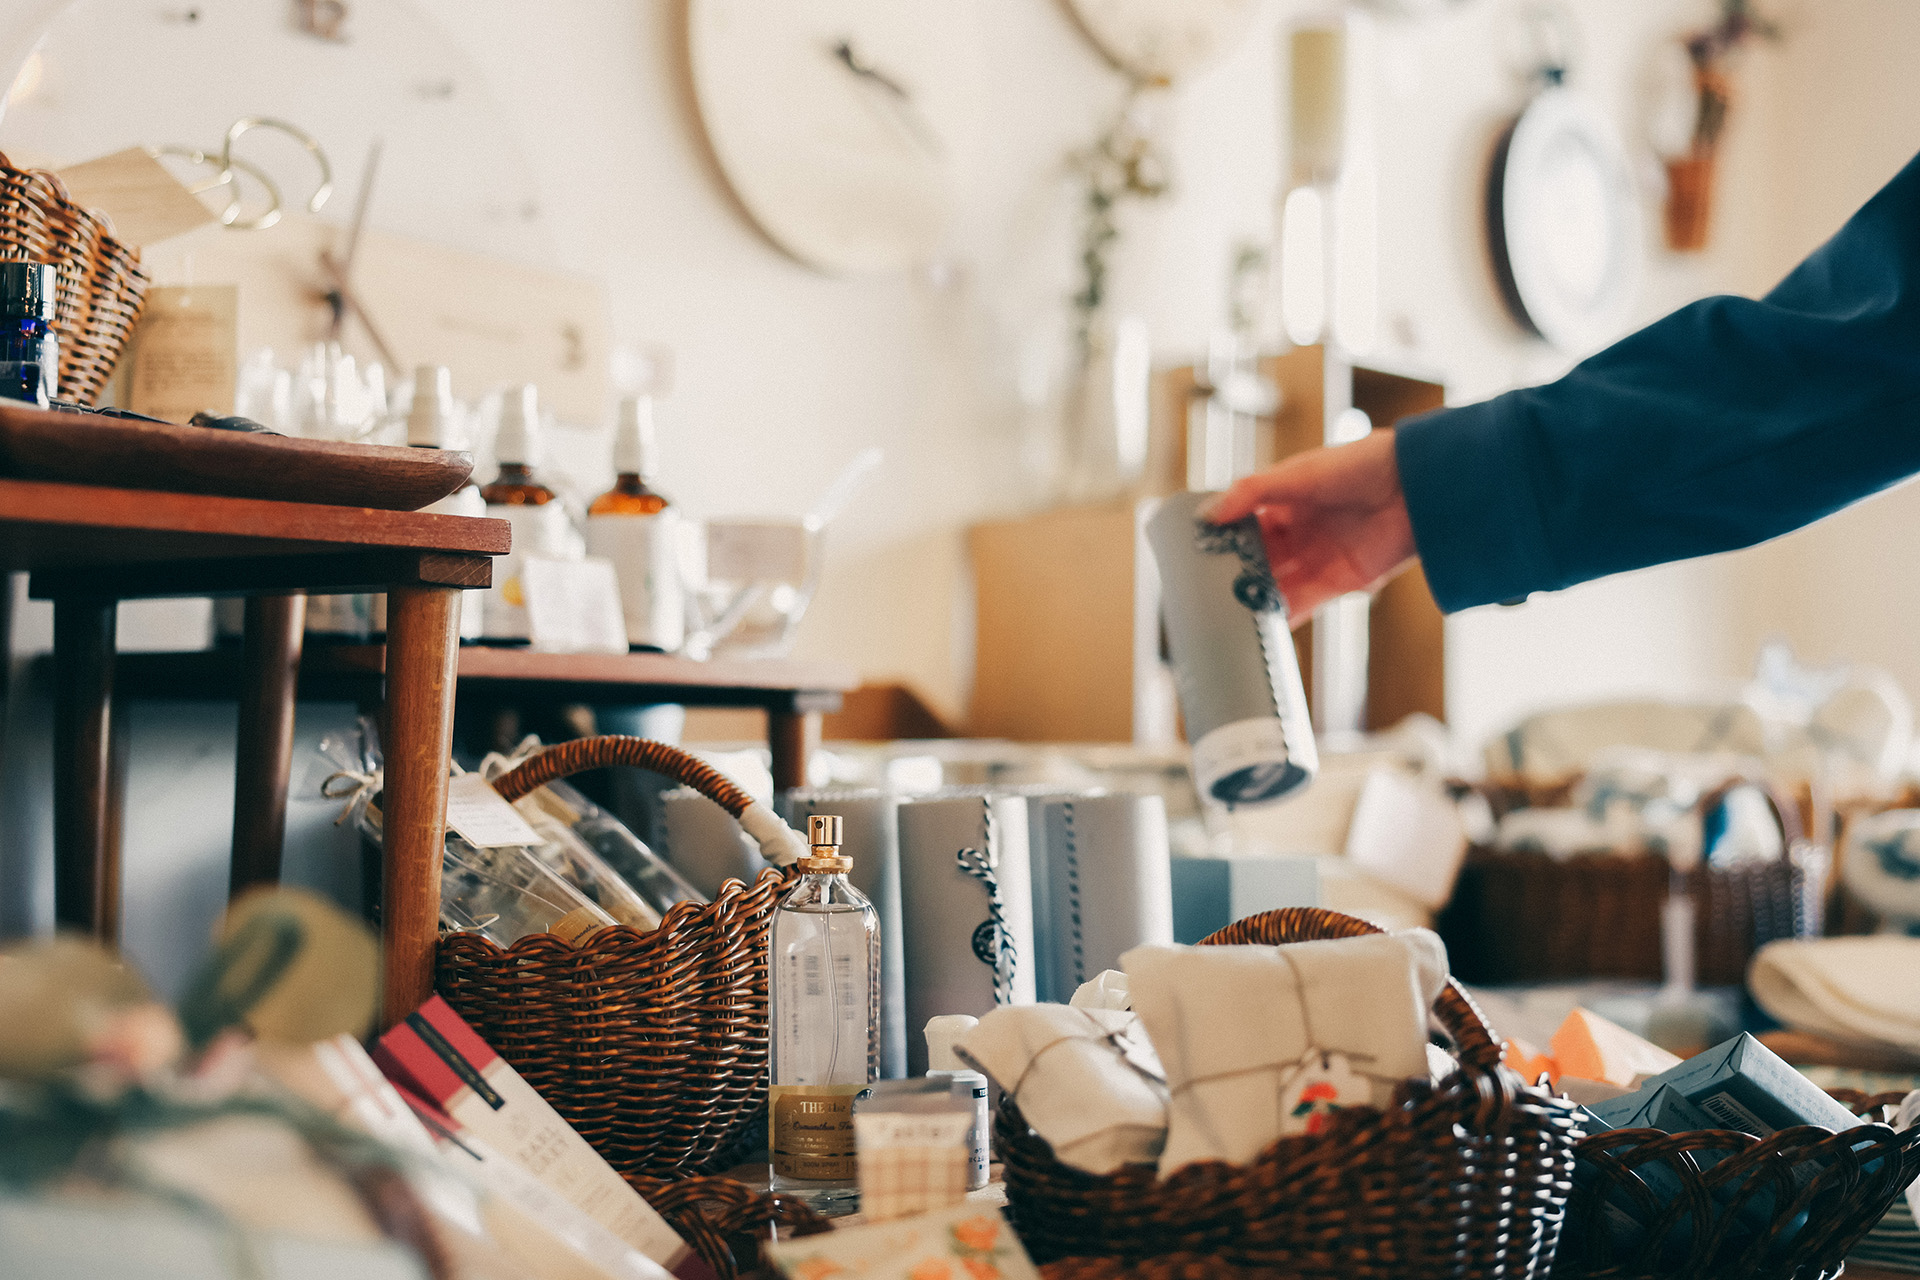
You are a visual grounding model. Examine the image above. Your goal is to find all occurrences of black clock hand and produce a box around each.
[829,38,945,159]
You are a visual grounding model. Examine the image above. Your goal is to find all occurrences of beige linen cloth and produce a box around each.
[954,1004,1169,1175]
[1749,936,1920,1056]
[1123,930,1449,1176]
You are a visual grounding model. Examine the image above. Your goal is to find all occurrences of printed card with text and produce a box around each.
[766,1205,1039,1280]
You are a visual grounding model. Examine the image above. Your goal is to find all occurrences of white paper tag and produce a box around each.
[444,773,543,849]
[523,556,629,654]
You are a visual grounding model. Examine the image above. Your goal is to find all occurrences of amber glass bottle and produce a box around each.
[480,383,572,644]
[585,395,684,651]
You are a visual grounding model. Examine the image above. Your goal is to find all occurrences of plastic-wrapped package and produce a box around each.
[508,775,706,919]
[317,724,707,949]
[438,836,620,945]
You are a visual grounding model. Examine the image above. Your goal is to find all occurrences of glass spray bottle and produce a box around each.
[768,814,879,1213]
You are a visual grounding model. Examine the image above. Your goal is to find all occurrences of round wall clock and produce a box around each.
[1487,85,1642,351]
[1061,0,1258,86]
[687,0,966,275]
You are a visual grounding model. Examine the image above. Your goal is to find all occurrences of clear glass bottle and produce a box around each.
[479,383,574,645]
[769,814,880,1214]
[0,262,58,408]
[585,394,684,652]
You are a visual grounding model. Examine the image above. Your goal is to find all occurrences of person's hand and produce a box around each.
[1199,429,1415,625]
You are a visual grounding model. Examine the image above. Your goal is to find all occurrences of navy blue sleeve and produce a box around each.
[1395,149,1920,614]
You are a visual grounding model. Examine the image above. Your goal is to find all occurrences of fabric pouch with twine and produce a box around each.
[1123,929,1449,1177]
[954,1004,1168,1175]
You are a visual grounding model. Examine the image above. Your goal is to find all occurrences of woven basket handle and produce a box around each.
[1197,906,1506,1073]
[490,735,809,866]
[1696,777,1804,852]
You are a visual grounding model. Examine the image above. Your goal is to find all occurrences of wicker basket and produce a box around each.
[1438,778,1813,985]
[999,907,1584,1280]
[0,152,150,405]
[435,736,798,1179]
[1555,1088,1920,1280]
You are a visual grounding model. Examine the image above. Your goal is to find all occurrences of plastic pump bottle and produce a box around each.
[924,1015,991,1190]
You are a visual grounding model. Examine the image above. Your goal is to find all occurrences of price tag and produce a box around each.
[523,556,629,654]
[444,773,542,849]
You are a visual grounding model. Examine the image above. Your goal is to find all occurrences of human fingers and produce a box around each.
[1198,461,1310,525]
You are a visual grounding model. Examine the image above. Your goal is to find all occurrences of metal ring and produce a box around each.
[221,116,332,214]
[147,144,286,230]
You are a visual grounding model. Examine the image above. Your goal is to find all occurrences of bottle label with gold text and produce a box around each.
[770,1083,865,1180]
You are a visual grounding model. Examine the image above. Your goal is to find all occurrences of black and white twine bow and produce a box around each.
[955,798,1018,1005]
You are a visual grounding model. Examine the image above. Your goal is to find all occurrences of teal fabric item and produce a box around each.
[1397,149,1920,613]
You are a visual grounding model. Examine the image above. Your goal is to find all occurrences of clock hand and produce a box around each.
[829,38,945,160]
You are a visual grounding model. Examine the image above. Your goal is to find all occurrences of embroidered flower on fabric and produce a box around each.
[1277,1050,1367,1137]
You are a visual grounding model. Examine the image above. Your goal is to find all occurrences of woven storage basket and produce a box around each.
[1438,778,1812,985]
[0,153,149,404]
[1555,1088,1920,1280]
[435,736,797,1179]
[999,907,1584,1280]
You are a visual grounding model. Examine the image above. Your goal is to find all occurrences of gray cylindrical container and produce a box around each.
[1145,490,1318,808]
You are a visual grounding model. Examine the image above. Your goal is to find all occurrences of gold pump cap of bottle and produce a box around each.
[798,813,852,874]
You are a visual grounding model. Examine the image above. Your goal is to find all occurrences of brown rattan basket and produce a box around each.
[1555,1088,1920,1280]
[1438,778,1813,985]
[999,907,1584,1280]
[434,736,797,1180]
[0,153,150,404]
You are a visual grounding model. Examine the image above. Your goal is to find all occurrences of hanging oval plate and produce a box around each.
[1487,85,1642,352]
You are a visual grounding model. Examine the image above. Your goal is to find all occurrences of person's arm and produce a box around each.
[1396,148,1920,612]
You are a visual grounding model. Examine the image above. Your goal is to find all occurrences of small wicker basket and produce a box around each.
[1556,1088,1920,1280]
[998,907,1584,1280]
[1439,776,1814,985]
[435,737,798,1179]
[0,153,150,404]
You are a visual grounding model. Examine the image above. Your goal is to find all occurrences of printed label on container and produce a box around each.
[585,512,684,651]
[770,1084,865,1180]
[1190,716,1308,808]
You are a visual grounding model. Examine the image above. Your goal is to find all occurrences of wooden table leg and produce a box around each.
[379,585,462,1028]
[768,707,820,793]
[230,593,307,897]
[52,597,119,941]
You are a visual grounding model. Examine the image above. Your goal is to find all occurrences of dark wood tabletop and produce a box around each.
[0,477,510,598]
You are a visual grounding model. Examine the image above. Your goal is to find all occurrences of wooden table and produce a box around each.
[114,646,858,792]
[0,477,507,1025]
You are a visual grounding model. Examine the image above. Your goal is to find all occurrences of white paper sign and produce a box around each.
[444,773,543,849]
[523,556,629,654]
[1343,767,1467,909]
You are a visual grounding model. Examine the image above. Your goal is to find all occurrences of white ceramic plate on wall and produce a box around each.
[1488,85,1642,352]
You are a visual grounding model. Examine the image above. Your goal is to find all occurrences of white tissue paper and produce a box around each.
[955,1004,1168,1175]
[897,793,1037,1074]
[1124,929,1449,1175]
[1070,971,1132,1011]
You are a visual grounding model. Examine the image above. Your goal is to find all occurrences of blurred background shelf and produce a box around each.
[108,644,859,789]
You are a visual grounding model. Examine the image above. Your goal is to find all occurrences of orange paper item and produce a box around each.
[1502,1037,1556,1085]
[1550,1008,1681,1089]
